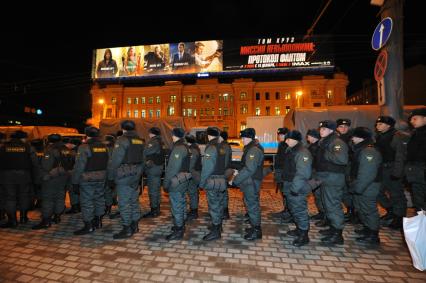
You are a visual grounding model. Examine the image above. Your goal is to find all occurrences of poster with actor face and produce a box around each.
[143,44,170,74]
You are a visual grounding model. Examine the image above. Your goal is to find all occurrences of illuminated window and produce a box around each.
[255,92,260,100]
[240,92,247,100]
[285,93,291,100]
[141,97,146,104]
[194,109,197,116]
[182,109,187,116]
[168,105,175,116]
[255,107,261,116]
[265,92,270,100]
[170,95,176,103]
[285,106,291,114]
[223,108,229,116]
[134,110,139,118]
[275,107,280,115]
[218,108,222,115]
[193,96,197,102]
[275,92,280,100]
[188,96,192,103]
[111,97,116,104]
[127,98,131,104]
[148,97,153,104]
[240,123,247,131]
[126,110,131,117]
[156,96,160,103]
[240,104,248,114]
[134,98,138,104]
[141,110,146,118]
[156,109,160,117]
[327,90,333,99]
[223,93,229,101]
[149,110,153,118]
[183,96,186,102]
[188,109,193,116]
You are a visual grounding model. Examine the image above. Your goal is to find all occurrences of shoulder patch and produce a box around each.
[131,139,143,145]
[366,155,374,162]
[174,153,179,159]
[148,143,153,148]
[303,156,309,162]
[333,144,342,151]
[249,154,255,160]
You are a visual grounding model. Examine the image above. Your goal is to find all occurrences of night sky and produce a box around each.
[0,1,424,130]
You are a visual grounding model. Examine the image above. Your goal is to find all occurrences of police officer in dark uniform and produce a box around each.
[163,128,192,240]
[282,131,312,247]
[142,127,166,218]
[103,134,116,216]
[30,138,45,209]
[64,138,81,214]
[306,129,323,221]
[349,127,382,245]
[272,127,291,220]
[32,134,69,229]
[0,132,6,221]
[336,118,357,223]
[315,120,349,246]
[375,116,409,229]
[405,108,426,211]
[72,127,109,235]
[0,130,38,228]
[232,128,264,241]
[108,120,145,239]
[200,127,227,241]
[185,134,202,221]
[219,131,232,220]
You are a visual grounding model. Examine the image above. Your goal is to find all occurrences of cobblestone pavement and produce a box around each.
[1,176,425,283]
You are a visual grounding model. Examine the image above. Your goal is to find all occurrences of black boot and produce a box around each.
[166,226,184,241]
[315,218,329,227]
[222,207,230,220]
[244,225,262,241]
[319,226,335,236]
[74,221,95,235]
[131,221,139,233]
[293,230,309,247]
[356,230,380,245]
[65,204,80,214]
[142,207,160,218]
[286,228,300,237]
[52,214,61,224]
[20,210,29,224]
[112,196,118,206]
[92,216,103,229]
[0,213,18,228]
[113,225,133,239]
[355,226,370,235]
[109,210,120,219]
[388,217,403,230]
[321,229,344,246]
[203,224,222,241]
[186,209,199,221]
[32,218,51,230]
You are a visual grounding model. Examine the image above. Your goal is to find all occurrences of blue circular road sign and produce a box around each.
[372,17,393,51]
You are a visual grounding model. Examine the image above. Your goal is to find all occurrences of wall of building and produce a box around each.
[91,73,348,137]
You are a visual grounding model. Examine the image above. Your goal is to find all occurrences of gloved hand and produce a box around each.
[390,175,400,181]
[72,184,80,194]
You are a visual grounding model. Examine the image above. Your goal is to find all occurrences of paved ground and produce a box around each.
[0,176,425,283]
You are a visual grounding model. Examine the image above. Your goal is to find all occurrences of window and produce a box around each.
[218,108,222,115]
[187,96,192,103]
[275,92,280,100]
[111,97,116,104]
[285,93,291,100]
[126,110,131,117]
[134,110,139,118]
[141,110,146,118]
[170,95,176,103]
[265,92,270,100]
[182,109,187,116]
[141,97,146,104]
[223,108,229,116]
[156,109,160,117]
[194,109,197,116]
[127,98,131,104]
[168,105,175,116]
[240,104,248,114]
[266,106,270,116]
[187,109,193,116]
[149,110,153,118]
[183,96,186,103]
[313,102,321,107]
[106,108,112,118]
[275,107,280,115]
[285,106,291,114]
[240,92,247,100]
[223,93,229,101]
[193,96,197,102]
[255,92,260,100]
[240,123,247,131]
[148,97,153,104]
[255,107,261,116]
[200,109,204,116]
[134,98,138,104]
[327,90,333,99]
[156,96,160,103]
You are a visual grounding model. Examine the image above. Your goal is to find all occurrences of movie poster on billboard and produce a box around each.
[169,42,195,74]
[143,44,170,74]
[95,47,122,78]
[115,46,145,77]
[223,36,333,71]
[193,40,223,73]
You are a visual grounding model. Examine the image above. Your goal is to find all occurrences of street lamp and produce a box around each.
[296,91,303,108]
[98,98,105,104]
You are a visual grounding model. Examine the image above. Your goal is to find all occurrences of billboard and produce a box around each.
[92,36,332,79]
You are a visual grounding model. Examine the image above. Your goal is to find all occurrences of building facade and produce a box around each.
[91,73,348,137]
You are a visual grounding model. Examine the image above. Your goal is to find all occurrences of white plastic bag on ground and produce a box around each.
[403,210,426,271]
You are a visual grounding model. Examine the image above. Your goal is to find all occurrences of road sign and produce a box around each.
[377,78,386,106]
[372,17,393,51]
[374,50,388,81]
